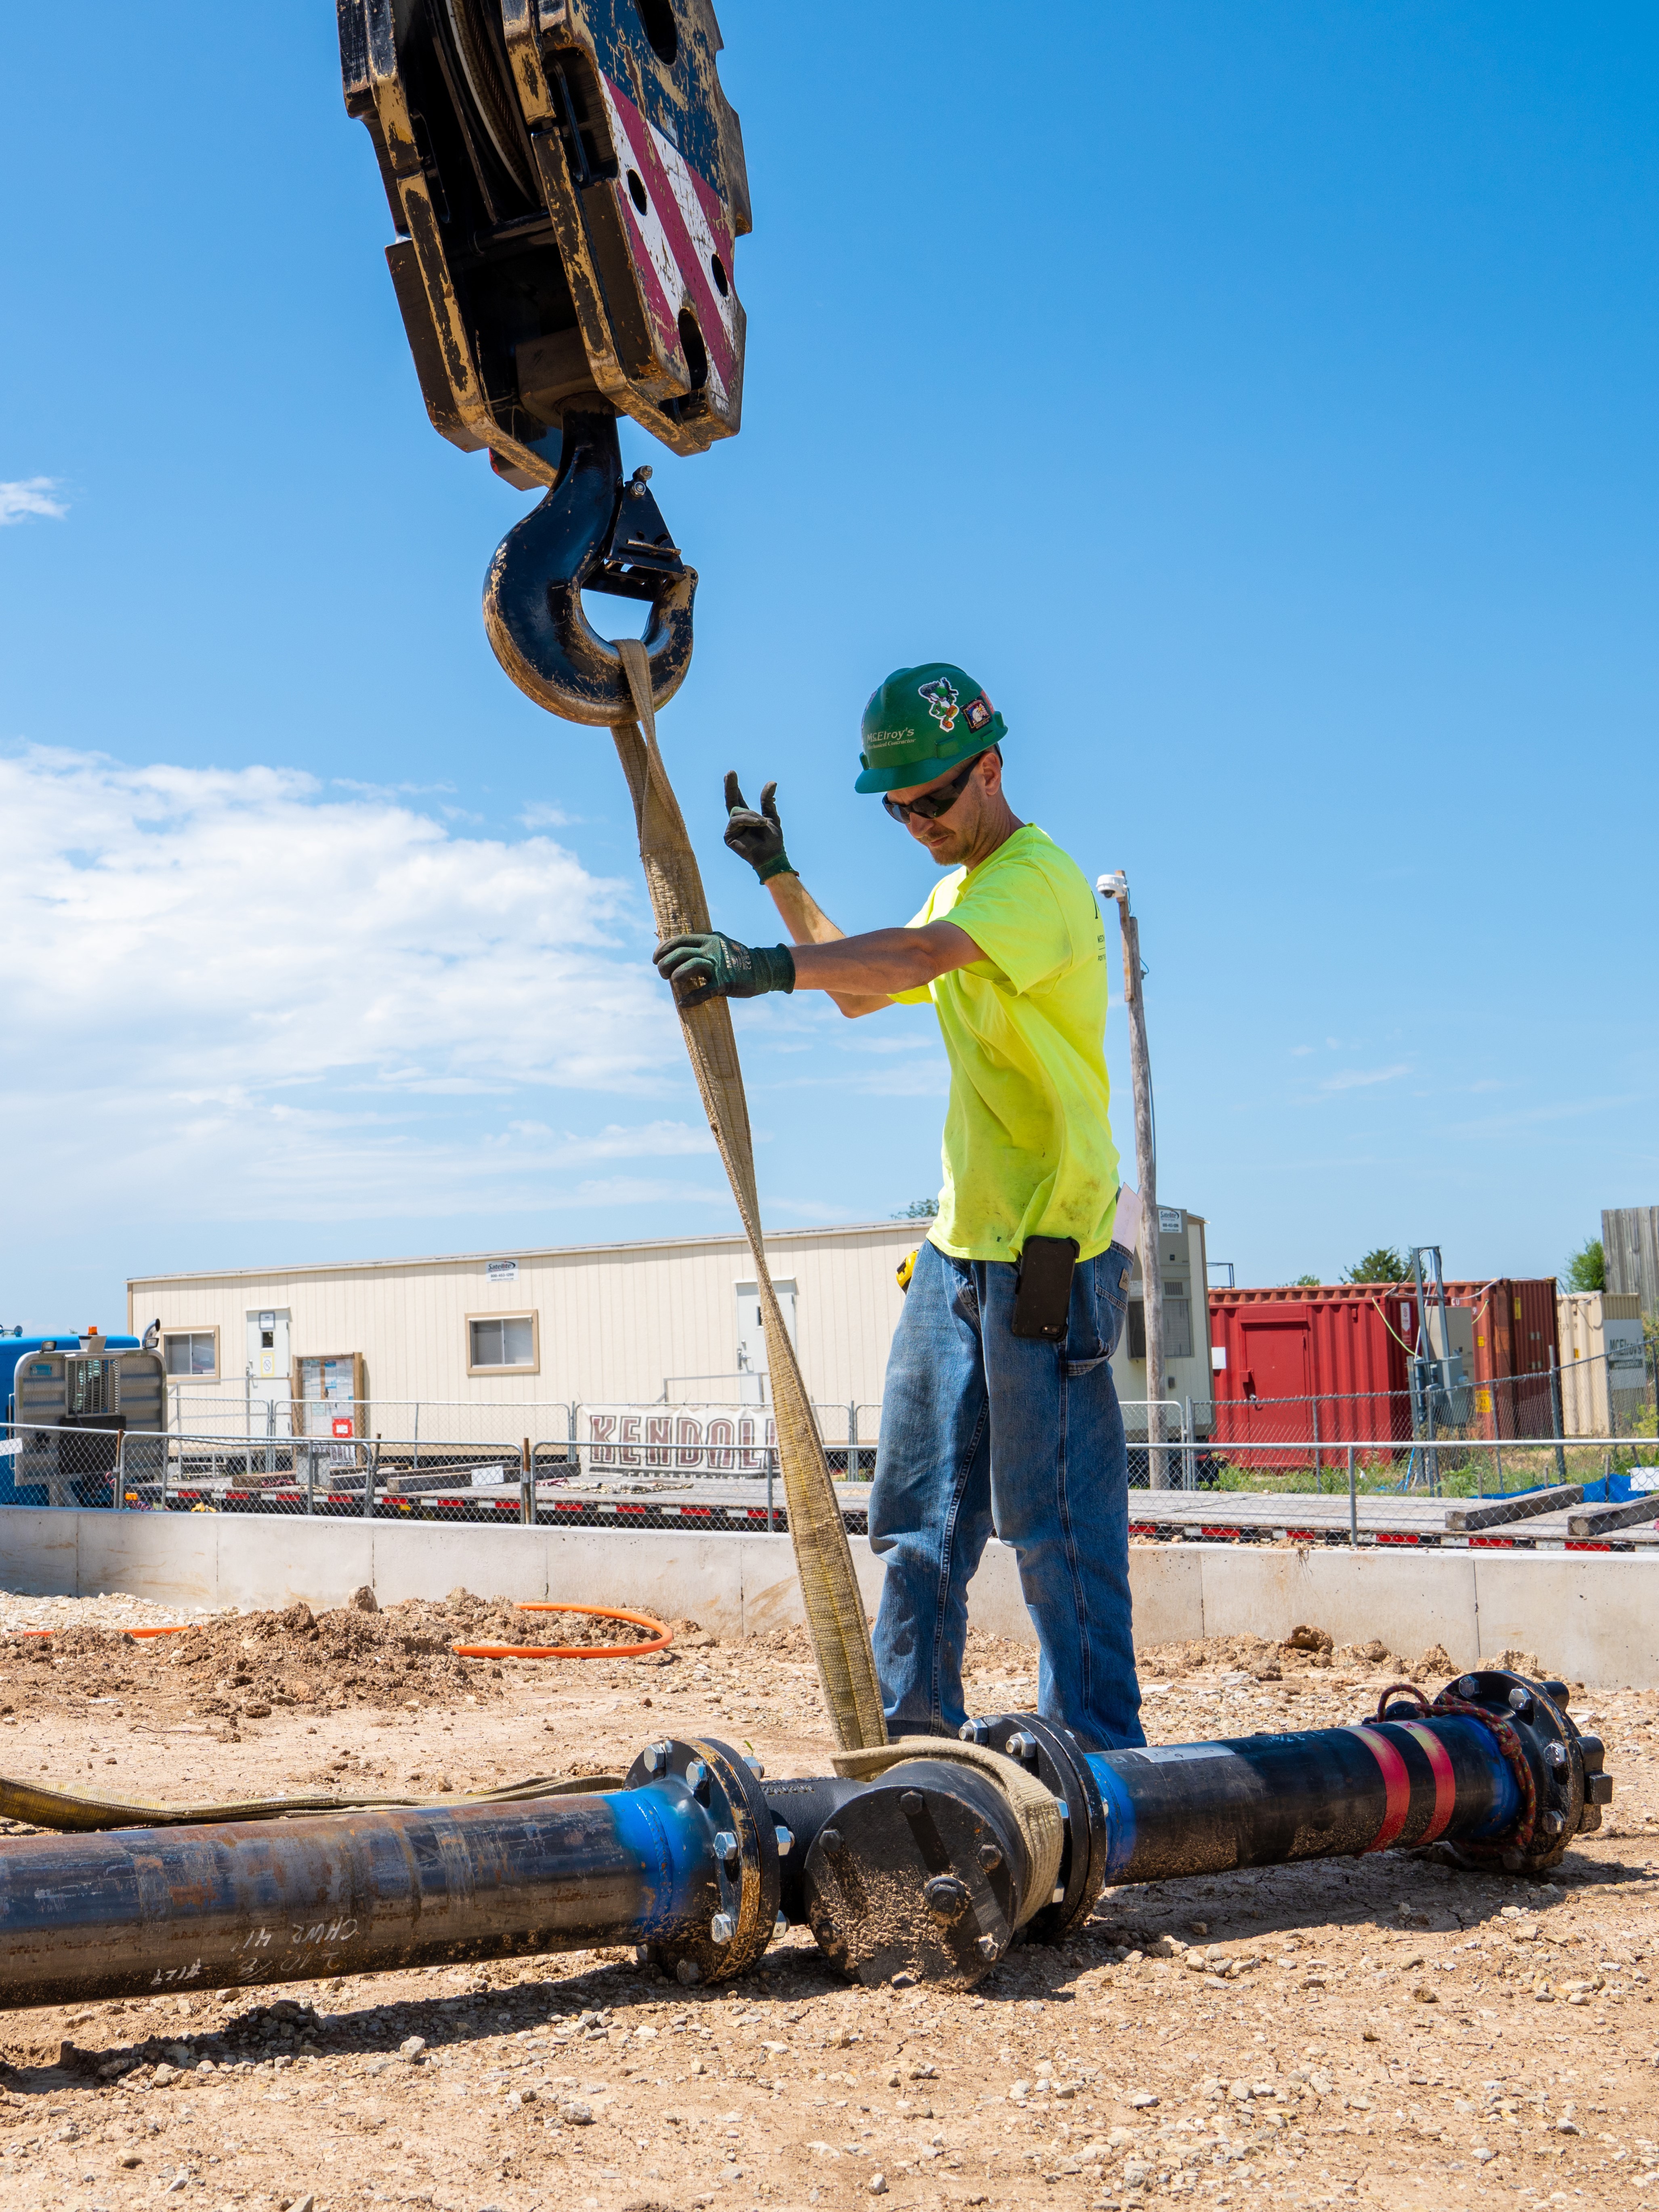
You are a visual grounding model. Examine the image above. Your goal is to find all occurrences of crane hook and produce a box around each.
[483,411,697,726]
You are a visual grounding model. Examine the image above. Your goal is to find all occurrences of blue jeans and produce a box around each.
[868,1238,1144,1753]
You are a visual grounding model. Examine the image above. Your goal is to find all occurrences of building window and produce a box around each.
[163,1330,218,1379]
[468,1314,539,1375]
[1126,1297,1193,1364]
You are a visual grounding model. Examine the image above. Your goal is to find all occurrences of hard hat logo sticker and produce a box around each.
[963,693,994,733]
[918,677,961,732]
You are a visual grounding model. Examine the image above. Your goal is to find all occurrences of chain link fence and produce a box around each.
[0,1396,886,1529]
[9,1353,1658,1532]
[1129,1343,1659,1497]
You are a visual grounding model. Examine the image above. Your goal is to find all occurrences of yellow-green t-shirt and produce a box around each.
[892,824,1121,1264]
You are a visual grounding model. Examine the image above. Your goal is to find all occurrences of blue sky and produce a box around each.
[3,2,1655,1325]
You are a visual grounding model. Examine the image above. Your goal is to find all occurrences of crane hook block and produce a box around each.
[337,0,751,485]
[484,409,696,722]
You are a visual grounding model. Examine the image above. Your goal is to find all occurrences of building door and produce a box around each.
[246,1309,292,1436]
[734,1280,796,1405]
[1237,1317,1313,1464]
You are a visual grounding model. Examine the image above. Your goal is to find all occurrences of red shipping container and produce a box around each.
[1445,1277,1560,1441]
[1206,1279,1559,1469]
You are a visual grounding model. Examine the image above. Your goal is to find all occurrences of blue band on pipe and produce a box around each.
[1437,1717,1523,1837]
[1084,1754,1138,1881]
[606,1783,712,1938]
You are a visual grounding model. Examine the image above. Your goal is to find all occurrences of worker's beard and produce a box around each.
[917,816,978,867]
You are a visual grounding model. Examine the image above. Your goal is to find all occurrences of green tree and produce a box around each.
[1343,1247,1408,1284]
[893,1197,938,1220]
[1562,1236,1605,1292]
[1286,1273,1321,1287]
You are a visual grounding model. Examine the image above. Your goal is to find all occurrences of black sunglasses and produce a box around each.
[881,752,987,825]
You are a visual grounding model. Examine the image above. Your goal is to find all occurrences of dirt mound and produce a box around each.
[134,1597,479,1718]
[0,1591,675,1722]
[1135,1631,1468,1685]
[414,1591,667,1649]
[1138,1631,1295,1680]
[49,1623,137,1659]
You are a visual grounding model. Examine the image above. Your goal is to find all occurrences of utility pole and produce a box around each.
[1098,871,1168,1489]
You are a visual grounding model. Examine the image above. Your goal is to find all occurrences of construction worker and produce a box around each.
[653,664,1144,1753]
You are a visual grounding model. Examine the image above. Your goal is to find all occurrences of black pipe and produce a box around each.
[1089,1714,1519,1882]
[0,1678,1609,2012]
[760,1775,863,1923]
[0,1791,696,2010]
[0,1737,779,2011]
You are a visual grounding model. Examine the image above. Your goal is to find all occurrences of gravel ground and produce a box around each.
[0,1597,1655,2212]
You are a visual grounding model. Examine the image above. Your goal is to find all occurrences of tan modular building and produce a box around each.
[128,1208,1204,1447]
[1121,1208,1215,1442]
[128,1222,926,1441]
[1557,1290,1650,1436]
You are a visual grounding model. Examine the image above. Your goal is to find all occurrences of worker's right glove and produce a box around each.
[655,931,796,1009]
[722,772,794,884]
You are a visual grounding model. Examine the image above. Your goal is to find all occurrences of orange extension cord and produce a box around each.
[451,1602,673,1660]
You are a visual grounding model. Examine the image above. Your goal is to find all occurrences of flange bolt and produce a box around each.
[710,1912,736,1945]
[977,1841,1003,1871]
[714,1829,739,1870]
[1545,1742,1569,1773]
[924,1875,969,1924]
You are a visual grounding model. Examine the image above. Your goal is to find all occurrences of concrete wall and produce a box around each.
[6,1512,1657,1685]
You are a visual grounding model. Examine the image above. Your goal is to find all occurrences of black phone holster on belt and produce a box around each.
[1009,1235,1080,1341]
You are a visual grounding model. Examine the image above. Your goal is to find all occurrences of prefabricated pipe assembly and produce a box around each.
[0,1674,1611,2012]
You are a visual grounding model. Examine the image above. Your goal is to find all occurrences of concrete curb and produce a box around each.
[0,1513,1653,1684]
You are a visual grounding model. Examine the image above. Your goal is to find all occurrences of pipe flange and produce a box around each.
[1398,1671,1596,1874]
[802,1756,1028,1991]
[959,1712,1109,1943]
[624,1737,780,1984]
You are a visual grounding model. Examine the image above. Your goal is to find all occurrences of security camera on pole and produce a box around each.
[1097,871,1168,1490]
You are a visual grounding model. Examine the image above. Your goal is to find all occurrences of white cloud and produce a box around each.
[331,777,456,799]
[0,743,699,1223]
[0,477,68,525]
[1318,1064,1412,1094]
[520,800,581,828]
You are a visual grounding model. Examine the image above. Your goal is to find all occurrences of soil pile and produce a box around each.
[1138,1627,1472,1684]
[433,1590,666,1650]
[0,1590,673,1722]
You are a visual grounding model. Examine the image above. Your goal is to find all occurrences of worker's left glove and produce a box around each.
[654,931,796,1009]
[722,773,794,884]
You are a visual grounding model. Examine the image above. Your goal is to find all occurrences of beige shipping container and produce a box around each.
[1557,1290,1649,1436]
[1113,1208,1214,1442]
[129,1221,928,1441]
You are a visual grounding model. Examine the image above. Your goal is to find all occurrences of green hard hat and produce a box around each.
[854,662,1008,794]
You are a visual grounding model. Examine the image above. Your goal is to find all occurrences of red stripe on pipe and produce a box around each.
[1400,1722,1457,1842]
[1348,1725,1412,1852]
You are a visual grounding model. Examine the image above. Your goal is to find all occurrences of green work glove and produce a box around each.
[722,772,794,883]
[654,931,796,1009]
